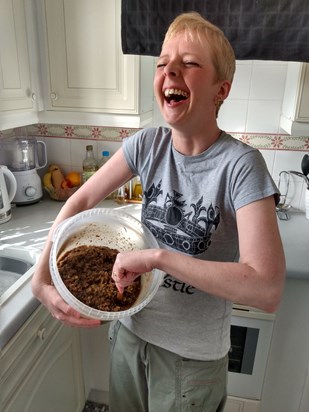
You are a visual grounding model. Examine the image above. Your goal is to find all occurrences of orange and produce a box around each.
[66,171,81,187]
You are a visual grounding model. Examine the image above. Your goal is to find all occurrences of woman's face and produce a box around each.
[154,32,230,130]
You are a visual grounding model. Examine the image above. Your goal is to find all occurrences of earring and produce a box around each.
[214,96,222,108]
[214,97,223,118]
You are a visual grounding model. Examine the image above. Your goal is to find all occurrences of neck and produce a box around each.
[171,125,222,156]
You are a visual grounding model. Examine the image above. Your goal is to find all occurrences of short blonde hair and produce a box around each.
[163,12,236,83]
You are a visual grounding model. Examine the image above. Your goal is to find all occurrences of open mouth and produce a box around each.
[164,88,189,104]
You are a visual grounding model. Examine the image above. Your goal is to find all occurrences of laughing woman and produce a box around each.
[32,12,285,412]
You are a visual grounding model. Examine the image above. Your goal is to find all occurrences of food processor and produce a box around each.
[0,136,47,205]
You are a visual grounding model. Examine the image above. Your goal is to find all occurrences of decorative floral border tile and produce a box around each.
[230,133,309,151]
[1,124,309,151]
[26,124,137,141]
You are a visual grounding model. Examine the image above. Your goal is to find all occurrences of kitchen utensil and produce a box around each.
[276,171,291,220]
[0,137,47,205]
[289,170,309,188]
[301,154,309,177]
[50,208,164,321]
[0,166,17,224]
[305,189,309,220]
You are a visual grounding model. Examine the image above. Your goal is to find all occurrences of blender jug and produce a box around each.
[9,137,47,172]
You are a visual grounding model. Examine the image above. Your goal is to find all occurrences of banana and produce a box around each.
[48,164,60,172]
[43,172,53,190]
[48,164,65,189]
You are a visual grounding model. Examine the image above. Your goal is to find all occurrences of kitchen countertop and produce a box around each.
[0,198,142,251]
[0,197,308,348]
[1,197,308,279]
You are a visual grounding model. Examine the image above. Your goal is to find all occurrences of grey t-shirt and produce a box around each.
[121,127,279,361]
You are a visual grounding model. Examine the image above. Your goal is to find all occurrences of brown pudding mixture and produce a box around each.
[57,245,141,311]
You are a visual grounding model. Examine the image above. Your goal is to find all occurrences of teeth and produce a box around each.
[164,89,189,98]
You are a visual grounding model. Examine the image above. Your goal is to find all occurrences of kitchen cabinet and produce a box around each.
[280,62,309,135]
[0,304,85,412]
[261,279,309,412]
[39,0,154,126]
[224,396,260,412]
[0,0,40,130]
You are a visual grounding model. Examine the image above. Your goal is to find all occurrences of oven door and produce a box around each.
[227,306,275,400]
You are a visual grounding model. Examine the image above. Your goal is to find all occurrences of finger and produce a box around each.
[51,309,102,328]
[116,284,124,295]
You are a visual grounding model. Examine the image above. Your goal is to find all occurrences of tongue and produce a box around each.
[168,95,186,105]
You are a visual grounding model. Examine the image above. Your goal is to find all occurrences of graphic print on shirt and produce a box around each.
[142,180,220,255]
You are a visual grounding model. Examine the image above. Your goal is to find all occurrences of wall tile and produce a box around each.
[260,149,275,174]
[249,63,287,100]
[273,150,305,179]
[229,63,252,100]
[97,141,121,160]
[218,99,248,133]
[45,137,71,168]
[246,100,282,133]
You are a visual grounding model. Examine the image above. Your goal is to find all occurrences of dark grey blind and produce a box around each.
[121,0,309,61]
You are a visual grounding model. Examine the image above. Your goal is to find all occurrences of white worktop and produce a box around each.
[0,197,308,349]
[0,198,142,251]
[1,197,308,278]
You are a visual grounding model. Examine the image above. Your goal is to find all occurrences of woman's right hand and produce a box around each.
[32,267,102,328]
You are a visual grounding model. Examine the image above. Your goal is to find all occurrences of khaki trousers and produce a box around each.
[108,321,228,412]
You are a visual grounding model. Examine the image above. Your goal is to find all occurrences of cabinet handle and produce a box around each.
[37,327,47,341]
[50,92,58,100]
[31,92,36,101]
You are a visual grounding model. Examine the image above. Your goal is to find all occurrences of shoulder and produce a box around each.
[126,127,171,140]
[218,132,264,166]
[123,127,172,151]
[220,132,257,154]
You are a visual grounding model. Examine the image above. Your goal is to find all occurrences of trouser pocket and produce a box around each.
[178,355,228,412]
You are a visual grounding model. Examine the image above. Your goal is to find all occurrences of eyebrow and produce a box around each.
[158,52,200,59]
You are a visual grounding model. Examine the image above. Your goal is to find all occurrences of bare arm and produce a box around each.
[31,148,133,326]
[113,196,286,313]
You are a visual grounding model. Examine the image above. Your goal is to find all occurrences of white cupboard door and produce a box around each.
[299,362,309,412]
[2,324,84,412]
[224,396,260,412]
[280,62,309,134]
[297,63,309,121]
[0,0,34,112]
[43,0,140,113]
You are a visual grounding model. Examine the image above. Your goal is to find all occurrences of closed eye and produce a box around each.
[183,61,200,67]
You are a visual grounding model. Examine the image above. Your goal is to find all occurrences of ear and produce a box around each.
[216,80,232,102]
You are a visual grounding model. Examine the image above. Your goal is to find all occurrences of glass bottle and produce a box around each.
[82,145,98,183]
[98,150,110,168]
[133,176,143,200]
[98,150,117,199]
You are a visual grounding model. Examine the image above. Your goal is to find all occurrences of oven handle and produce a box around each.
[232,304,276,320]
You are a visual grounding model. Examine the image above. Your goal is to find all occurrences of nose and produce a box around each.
[164,61,179,77]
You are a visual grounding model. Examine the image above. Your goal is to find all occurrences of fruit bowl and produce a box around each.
[44,186,80,201]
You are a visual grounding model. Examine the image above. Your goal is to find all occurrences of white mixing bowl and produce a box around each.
[50,208,163,321]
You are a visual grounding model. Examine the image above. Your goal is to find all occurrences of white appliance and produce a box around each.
[0,165,17,224]
[227,304,275,407]
[0,137,47,205]
[12,169,44,205]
